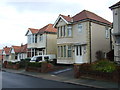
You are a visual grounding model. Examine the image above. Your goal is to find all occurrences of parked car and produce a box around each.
[30,54,56,62]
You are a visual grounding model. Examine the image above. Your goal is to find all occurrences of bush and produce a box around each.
[92,59,117,73]
[27,62,42,68]
[19,59,30,68]
[79,63,92,71]
[8,61,20,65]
[95,50,104,60]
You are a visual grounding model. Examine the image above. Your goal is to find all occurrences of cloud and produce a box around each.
[0,0,119,49]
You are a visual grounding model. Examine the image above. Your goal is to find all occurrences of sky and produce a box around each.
[0,0,119,49]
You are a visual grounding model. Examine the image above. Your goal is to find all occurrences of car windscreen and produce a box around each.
[36,57,42,61]
[44,56,49,61]
[31,57,36,61]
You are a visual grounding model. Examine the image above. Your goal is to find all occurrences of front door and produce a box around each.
[75,45,83,63]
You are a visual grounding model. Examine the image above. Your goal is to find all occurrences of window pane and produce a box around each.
[76,46,78,56]
[67,25,72,37]
[64,45,66,57]
[116,36,120,44]
[63,26,65,37]
[79,46,82,55]
[57,27,59,37]
[61,46,63,57]
[61,26,62,37]
[105,27,109,39]
[78,24,82,33]
[58,46,60,57]
[68,45,72,57]
[35,35,37,43]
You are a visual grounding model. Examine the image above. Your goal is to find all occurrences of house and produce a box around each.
[25,24,57,58]
[2,46,11,62]
[9,44,27,61]
[18,44,27,60]
[9,45,21,61]
[0,49,3,61]
[110,1,120,62]
[54,10,112,64]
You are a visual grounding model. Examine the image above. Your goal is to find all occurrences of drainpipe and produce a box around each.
[89,21,92,64]
[109,27,113,51]
[46,33,47,55]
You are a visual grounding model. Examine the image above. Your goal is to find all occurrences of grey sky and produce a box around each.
[0,0,119,49]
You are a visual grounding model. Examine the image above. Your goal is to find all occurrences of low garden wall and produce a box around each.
[74,60,120,83]
[5,62,20,70]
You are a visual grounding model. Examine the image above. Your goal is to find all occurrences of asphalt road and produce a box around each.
[2,71,106,90]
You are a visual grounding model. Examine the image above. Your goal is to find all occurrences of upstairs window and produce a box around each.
[78,23,82,33]
[27,35,31,44]
[67,25,72,37]
[116,36,120,44]
[35,34,37,43]
[39,34,43,42]
[105,27,109,39]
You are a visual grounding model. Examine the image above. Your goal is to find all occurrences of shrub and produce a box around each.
[91,59,117,73]
[19,59,29,68]
[95,50,104,60]
[79,63,92,71]
[27,62,42,68]
[8,61,20,65]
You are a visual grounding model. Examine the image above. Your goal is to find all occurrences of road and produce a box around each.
[2,71,106,89]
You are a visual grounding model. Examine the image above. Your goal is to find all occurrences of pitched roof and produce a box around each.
[109,1,120,9]
[60,14,72,22]
[73,10,112,25]
[20,44,27,53]
[12,46,21,53]
[3,47,11,55]
[57,10,111,25]
[28,28,39,34]
[38,24,57,33]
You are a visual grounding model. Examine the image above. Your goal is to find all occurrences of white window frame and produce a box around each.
[39,34,43,42]
[105,27,109,39]
[78,23,82,33]
[67,25,72,37]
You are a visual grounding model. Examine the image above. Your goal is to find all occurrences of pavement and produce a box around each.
[1,66,120,89]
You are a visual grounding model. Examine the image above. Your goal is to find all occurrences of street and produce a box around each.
[2,71,105,89]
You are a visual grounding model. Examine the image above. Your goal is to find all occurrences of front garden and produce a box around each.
[3,58,64,73]
[74,59,120,82]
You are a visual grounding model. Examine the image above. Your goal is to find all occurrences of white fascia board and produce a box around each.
[25,29,32,36]
[53,16,69,28]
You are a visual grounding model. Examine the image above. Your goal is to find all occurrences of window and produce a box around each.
[58,46,60,57]
[35,34,37,43]
[116,36,120,44]
[60,26,63,37]
[63,26,66,37]
[40,34,43,41]
[79,46,82,55]
[28,35,31,44]
[78,23,82,33]
[57,27,60,37]
[68,45,72,57]
[61,46,63,57]
[76,46,78,56]
[64,45,66,57]
[67,25,72,37]
[105,27,109,39]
